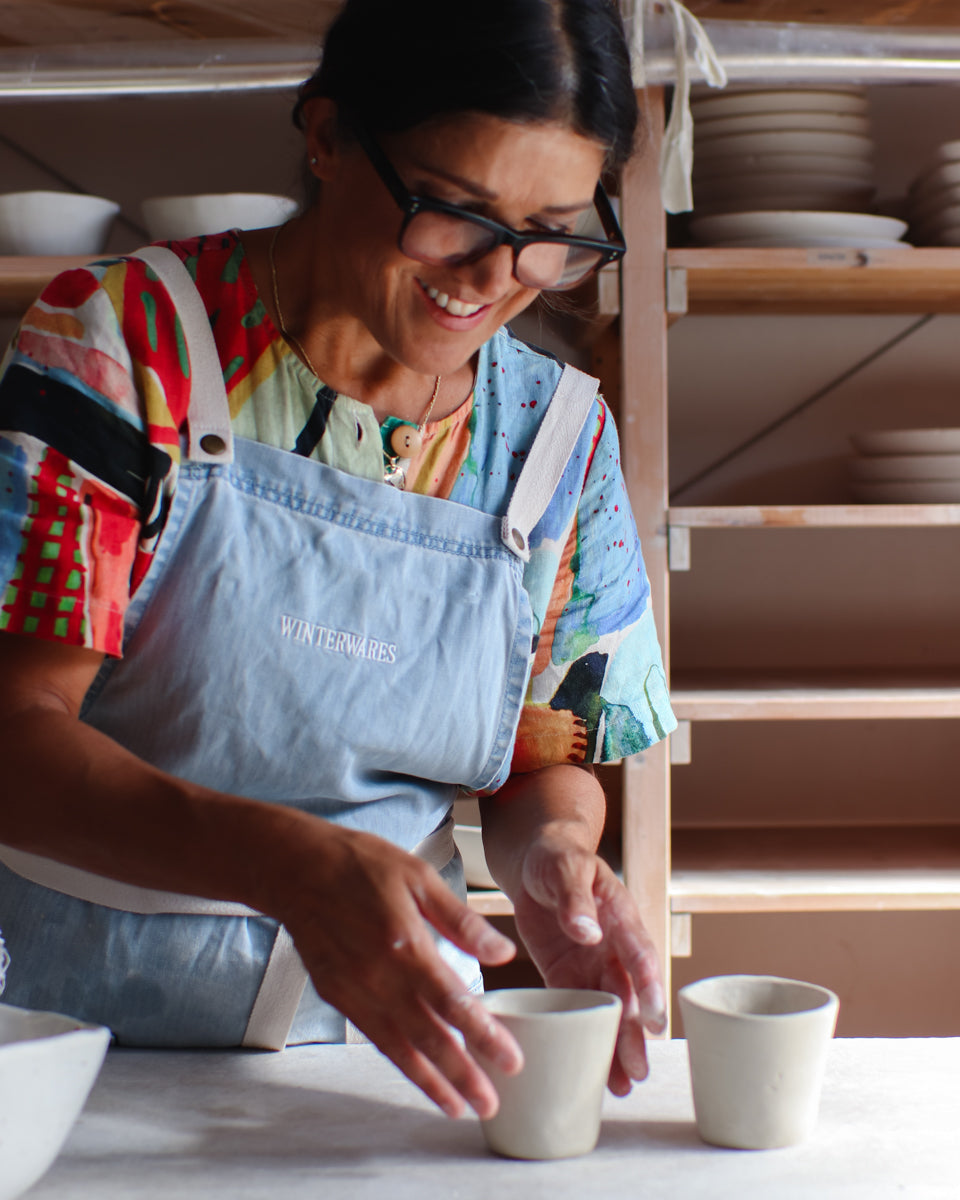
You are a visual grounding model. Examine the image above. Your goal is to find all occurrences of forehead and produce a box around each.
[382,112,607,209]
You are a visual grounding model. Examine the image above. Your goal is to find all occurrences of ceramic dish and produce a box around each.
[904,183,960,225]
[850,428,960,456]
[909,161,960,198]
[714,234,909,249]
[849,479,960,503]
[0,1003,111,1200]
[693,196,878,218]
[141,193,298,241]
[694,154,876,183]
[689,210,907,246]
[692,110,871,137]
[690,89,868,119]
[848,452,960,482]
[693,173,875,200]
[694,129,874,162]
[0,191,120,255]
[933,138,960,165]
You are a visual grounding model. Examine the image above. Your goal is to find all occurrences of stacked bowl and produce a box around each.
[904,140,960,246]
[687,87,907,249]
[847,428,960,503]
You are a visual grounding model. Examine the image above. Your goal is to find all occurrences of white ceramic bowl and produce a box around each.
[0,191,120,255]
[141,192,299,241]
[454,824,497,889]
[0,1003,110,1200]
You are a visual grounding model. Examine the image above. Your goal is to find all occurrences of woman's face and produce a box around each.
[311,109,608,379]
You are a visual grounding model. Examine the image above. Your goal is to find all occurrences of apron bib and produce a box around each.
[0,246,599,1049]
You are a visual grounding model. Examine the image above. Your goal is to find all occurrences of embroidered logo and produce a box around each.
[280,614,397,664]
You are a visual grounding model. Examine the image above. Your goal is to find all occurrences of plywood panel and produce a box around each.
[0,0,338,46]
[685,0,960,26]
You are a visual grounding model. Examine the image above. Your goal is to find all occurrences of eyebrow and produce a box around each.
[408,159,593,215]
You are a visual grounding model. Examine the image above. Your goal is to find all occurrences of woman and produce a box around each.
[0,0,675,1120]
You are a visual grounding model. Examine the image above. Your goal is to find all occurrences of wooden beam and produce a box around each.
[684,1,960,27]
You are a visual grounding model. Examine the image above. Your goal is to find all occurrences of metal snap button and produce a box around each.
[511,528,526,551]
[199,434,228,456]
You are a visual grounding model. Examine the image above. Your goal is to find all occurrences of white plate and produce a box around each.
[711,234,909,249]
[910,161,960,197]
[911,225,960,246]
[848,452,960,481]
[694,173,875,199]
[850,428,960,456]
[694,153,875,183]
[934,138,960,164]
[689,210,907,244]
[694,195,878,217]
[695,130,874,161]
[904,183,960,224]
[690,89,868,119]
[693,111,871,137]
[849,479,960,503]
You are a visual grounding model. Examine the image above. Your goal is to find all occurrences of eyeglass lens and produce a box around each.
[400,209,607,290]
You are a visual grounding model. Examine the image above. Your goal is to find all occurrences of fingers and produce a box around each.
[595,883,667,1035]
[520,838,604,947]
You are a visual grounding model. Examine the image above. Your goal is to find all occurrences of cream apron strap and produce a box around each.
[129,245,235,465]
[501,363,600,562]
[0,844,258,917]
[242,925,308,1050]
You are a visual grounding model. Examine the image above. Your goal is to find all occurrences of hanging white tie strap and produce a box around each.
[0,927,9,996]
[623,0,728,214]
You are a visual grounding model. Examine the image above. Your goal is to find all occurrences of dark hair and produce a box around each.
[293,0,638,170]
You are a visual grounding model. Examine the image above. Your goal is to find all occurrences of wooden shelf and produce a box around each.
[670,503,960,529]
[667,247,960,315]
[672,825,960,914]
[0,255,99,317]
[466,890,512,916]
[671,668,960,720]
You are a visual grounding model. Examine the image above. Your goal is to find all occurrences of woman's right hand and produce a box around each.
[255,815,524,1118]
[0,632,522,1119]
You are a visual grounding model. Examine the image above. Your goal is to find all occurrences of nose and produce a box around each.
[458,242,518,299]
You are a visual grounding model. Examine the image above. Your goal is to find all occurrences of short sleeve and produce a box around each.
[0,260,186,655]
[510,396,676,772]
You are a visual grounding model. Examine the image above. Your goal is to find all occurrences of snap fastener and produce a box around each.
[511,528,526,551]
[199,434,228,456]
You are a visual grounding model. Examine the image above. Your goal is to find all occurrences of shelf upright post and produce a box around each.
[617,85,673,1026]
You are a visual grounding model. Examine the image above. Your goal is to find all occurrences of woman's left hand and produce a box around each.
[512,834,666,1094]
[480,765,666,1096]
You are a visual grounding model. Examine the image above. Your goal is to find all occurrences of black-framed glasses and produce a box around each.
[348,116,626,291]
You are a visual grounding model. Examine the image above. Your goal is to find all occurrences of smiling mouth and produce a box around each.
[422,283,486,318]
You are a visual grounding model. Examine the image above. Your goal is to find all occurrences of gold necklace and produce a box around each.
[269,224,441,489]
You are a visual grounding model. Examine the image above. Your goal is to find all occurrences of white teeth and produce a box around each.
[425,285,483,318]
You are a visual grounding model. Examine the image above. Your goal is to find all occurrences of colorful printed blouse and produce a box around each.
[0,231,675,772]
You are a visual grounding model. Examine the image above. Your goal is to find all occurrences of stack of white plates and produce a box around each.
[690,87,877,219]
[688,209,908,249]
[904,140,960,246]
[847,428,960,502]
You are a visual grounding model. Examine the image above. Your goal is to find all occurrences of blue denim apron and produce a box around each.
[0,247,599,1049]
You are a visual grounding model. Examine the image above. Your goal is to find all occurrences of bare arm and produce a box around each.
[480,763,666,1094]
[0,631,522,1118]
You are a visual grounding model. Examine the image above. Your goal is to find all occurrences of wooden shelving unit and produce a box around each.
[672,825,960,915]
[0,256,96,317]
[668,246,960,315]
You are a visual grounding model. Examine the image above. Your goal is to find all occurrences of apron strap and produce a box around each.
[501,363,600,562]
[130,245,235,466]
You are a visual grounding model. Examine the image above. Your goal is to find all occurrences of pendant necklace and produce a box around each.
[269,225,441,490]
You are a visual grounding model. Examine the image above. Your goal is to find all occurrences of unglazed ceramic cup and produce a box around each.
[477,987,622,1160]
[679,974,839,1150]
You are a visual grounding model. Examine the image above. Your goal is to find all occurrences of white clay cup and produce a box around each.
[679,974,839,1150]
[477,987,621,1161]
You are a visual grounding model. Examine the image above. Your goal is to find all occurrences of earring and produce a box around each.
[310,156,318,166]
